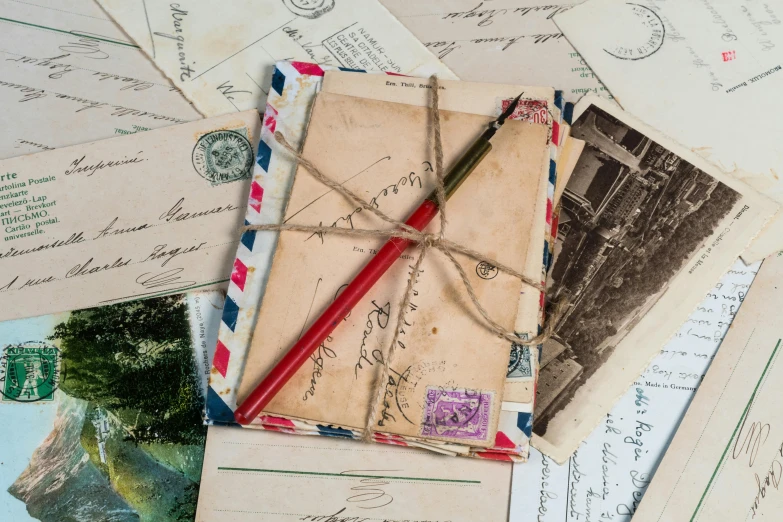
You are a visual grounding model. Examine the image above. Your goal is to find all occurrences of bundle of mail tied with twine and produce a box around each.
[243,75,567,448]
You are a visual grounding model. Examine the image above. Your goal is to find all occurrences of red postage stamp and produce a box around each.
[501,98,550,125]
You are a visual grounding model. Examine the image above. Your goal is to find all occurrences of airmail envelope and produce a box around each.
[0,110,260,321]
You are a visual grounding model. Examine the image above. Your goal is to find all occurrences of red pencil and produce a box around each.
[233,94,523,425]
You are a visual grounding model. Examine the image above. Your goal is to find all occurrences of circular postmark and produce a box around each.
[395,361,447,424]
[507,343,533,379]
[476,261,498,280]
[602,3,665,61]
[192,130,254,185]
[0,342,60,403]
[282,0,336,19]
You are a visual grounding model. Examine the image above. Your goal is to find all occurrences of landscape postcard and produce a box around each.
[0,292,222,521]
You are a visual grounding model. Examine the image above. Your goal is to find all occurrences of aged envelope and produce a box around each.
[531,95,776,463]
[236,92,550,446]
[0,110,260,322]
[555,0,783,260]
[631,253,783,521]
[195,425,512,522]
[0,0,199,159]
[95,0,455,117]
[381,0,613,103]
[320,71,557,405]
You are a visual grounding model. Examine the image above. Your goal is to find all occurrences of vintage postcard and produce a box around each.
[196,425,512,522]
[0,110,260,321]
[381,0,613,103]
[236,91,551,447]
[531,95,776,463]
[511,258,760,521]
[555,0,783,260]
[95,0,455,117]
[0,291,221,521]
[631,253,783,521]
[0,0,199,159]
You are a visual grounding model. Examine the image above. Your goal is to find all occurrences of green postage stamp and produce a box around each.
[0,342,60,402]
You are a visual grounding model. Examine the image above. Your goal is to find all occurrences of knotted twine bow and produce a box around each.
[243,75,568,441]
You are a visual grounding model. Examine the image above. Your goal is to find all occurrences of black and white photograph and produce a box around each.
[534,104,742,435]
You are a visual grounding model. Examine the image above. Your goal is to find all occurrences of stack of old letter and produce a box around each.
[211,63,579,461]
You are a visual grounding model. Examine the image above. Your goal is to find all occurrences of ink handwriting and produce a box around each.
[354,300,391,377]
[340,470,395,509]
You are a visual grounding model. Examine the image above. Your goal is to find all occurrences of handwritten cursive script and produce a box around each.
[733,415,770,467]
[340,470,395,509]
[65,153,145,176]
[94,217,152,239]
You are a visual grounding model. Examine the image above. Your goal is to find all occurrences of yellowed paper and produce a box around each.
[0,110,259,321]
[632,253,783,521]
[320,71,556,407]
[195,426,512,522]
[381,0,614,103]
[95,0,455,117]
[237,92,550,446]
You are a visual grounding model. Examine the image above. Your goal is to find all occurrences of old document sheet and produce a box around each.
[95,0,456,117]
[628,253,783,521]
[380,0,611,103]
[555,0,783,260]
[0,0,199,159]
[0,111,259,321]
[195,426,512,522]
[320,71,556,408]
[237,92,550,444]
[530,95,776,463]
[510,258,759,521]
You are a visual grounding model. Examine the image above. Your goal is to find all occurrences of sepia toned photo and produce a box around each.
[534,104,742,435]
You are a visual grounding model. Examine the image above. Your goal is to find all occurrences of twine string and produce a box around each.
[243,75,567,440]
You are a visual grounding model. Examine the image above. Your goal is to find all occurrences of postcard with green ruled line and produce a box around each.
[195,426,513,522]
[631,252,783,521]
[0,110,260,322]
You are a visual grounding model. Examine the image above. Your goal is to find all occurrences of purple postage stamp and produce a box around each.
[420,387,493,442]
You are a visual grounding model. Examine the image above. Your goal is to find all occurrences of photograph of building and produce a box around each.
[534,105,740,434]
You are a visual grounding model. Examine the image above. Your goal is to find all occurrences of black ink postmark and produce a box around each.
[476,261,498,280]
[602,3,665,61]
[507,343,533,379]
[395,360,447,424]
[192,130,254,185]
[282,0,335,19]
[0,342,60,403]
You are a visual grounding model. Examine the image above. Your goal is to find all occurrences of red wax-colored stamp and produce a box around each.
[722,50,736,62]
[501,98,550,125]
